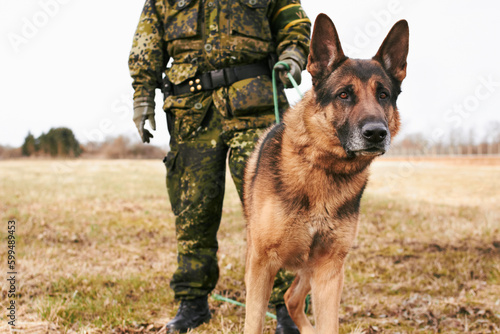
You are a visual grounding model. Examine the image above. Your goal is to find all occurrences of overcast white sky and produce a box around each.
[1,0,499,148]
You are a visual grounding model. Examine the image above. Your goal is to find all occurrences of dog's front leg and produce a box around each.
[311,261,345,334]
[244,248,279,334]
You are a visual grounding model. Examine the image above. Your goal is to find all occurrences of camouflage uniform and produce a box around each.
[129,0,310,304]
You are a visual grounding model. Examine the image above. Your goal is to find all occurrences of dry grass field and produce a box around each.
[0,157,499,333]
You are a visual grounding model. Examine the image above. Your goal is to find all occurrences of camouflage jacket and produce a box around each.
[129,0,310,136]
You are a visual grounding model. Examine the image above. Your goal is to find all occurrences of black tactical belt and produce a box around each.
[170,61,271,96]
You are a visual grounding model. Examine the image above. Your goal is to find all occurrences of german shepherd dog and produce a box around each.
[243,14,409,334]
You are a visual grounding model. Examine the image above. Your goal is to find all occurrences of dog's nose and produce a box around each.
[361,123,388,143]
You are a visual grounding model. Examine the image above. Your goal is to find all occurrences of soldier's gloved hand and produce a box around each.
[275,58,302,88]
[133,97,156,143]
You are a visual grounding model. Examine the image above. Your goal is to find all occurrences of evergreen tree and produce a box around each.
[21,132,36,156]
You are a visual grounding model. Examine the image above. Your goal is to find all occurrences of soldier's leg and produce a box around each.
[166,106,228,300]
[226,128,263,201]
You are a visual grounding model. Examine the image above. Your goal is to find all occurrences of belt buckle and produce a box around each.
[210,69,226,89]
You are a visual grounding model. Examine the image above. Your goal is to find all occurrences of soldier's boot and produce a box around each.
[275,304,300,334]
[166,297,211,333]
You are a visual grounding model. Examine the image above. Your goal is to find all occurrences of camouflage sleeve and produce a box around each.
[270,0,311,69]
[128,0,168,101]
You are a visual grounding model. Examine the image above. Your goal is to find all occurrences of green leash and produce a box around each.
[212,293,310,320]
[212,294,277,319]
[272,61,304,123]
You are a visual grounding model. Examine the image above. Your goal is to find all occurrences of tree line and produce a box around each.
[0,127,166,159]
[21,127,82,157]
[1,126,499,160]
[387,124,500,156]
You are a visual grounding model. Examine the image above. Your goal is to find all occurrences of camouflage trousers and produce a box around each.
[164,97,293,305]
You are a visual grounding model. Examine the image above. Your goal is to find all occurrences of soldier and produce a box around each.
[129,0,310,333]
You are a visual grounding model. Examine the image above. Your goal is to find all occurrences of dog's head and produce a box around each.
[306,14,409,158]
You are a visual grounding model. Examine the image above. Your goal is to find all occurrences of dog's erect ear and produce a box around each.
[307,13,346,83]
[374,20,409,83]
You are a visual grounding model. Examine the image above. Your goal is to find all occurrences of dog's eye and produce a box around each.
[339,92,349,99]
[379,92,388,99]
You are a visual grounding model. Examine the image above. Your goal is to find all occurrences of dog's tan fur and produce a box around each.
[243,14,409,334]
